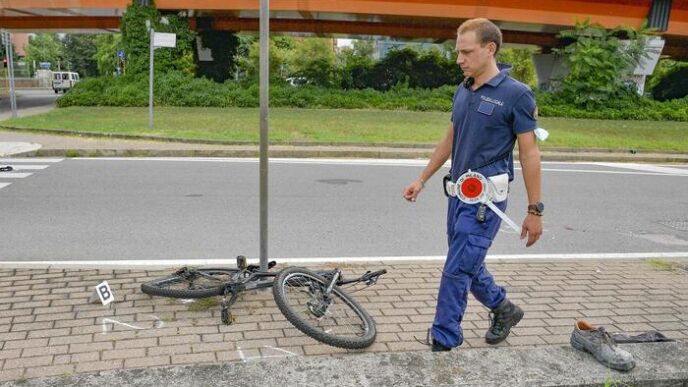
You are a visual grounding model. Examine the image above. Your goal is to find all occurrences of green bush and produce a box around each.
[57,72,687,121]
[537,90,688,121]
[57,72,456,112]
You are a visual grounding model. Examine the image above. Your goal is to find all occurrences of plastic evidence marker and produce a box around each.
[91,281,114,305]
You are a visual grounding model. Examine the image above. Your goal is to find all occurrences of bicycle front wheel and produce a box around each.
[141,268,238,299]
[273,267,376,349]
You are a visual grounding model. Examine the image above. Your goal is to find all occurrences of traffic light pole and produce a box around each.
[1,29,18,118]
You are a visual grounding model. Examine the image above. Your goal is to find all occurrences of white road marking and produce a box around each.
[3,165,51,170]
[0,172,32,178]
[76,156,435,167]
[2,252,687,268]
[0,158,63,163]
[595,162,688,176]
[533,168,685,176]
[0,182,10,190]
[72,158,688,176]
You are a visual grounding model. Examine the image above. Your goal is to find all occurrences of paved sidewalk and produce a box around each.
[1,259,686,383]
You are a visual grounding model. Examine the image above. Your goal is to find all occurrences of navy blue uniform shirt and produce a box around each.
[450,66,537,181]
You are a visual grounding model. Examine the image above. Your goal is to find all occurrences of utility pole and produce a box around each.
[259,0,270,270]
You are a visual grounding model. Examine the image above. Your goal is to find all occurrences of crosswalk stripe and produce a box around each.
[595,162,688,176]
[2,165,51,170]
[0,182,11,190]
[0,172,32,178]
[0,158,63,163]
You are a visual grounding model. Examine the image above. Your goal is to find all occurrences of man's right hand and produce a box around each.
[403,180,424,202]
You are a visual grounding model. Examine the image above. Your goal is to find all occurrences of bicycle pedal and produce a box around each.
[221,309,235,325]
[236,255,247,270]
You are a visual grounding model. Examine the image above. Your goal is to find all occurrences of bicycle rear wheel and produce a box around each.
[273,267,376,349]
[141,268,238,299]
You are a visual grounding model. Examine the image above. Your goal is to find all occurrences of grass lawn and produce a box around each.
[2,106,687,151]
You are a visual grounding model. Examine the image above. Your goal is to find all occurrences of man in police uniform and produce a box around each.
[403,18,543,351]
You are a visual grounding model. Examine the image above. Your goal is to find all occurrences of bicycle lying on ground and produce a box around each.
[141,256,387,349]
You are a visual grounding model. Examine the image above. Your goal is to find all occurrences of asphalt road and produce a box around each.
[0,89,59,120]
[1,157,687,262]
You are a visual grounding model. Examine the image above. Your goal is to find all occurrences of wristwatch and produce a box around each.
[528,202,544,216]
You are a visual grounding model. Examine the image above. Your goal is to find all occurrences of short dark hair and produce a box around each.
[457,18,502,55]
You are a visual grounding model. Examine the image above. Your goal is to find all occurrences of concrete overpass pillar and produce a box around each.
[532,53,569,91]
[532,37,665,95]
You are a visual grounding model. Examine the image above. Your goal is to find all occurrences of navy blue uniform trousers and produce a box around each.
[431,196,507,348]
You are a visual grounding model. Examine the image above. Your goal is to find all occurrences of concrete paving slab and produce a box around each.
[0,141,42,157]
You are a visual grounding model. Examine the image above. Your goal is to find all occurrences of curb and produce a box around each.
[1,126,687,163]
[8,342,688,387]
[0,125,436,149]
[6,148,686,163]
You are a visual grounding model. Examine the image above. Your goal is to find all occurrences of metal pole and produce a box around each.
[259,0,269,270]
[4,30,17,118]
[149,28,155,129]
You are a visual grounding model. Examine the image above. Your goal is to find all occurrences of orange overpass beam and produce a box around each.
[2,15,686,58]
[161,0,688,36]
[203,17,558,47]
[0,16,120,29]
[4,0,688,36]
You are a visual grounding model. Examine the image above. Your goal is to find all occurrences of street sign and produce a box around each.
[117,50,125,59]
[153,32,176,48]
[148,30,176,129]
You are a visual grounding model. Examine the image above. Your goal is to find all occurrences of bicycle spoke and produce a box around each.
[281,273,369,339]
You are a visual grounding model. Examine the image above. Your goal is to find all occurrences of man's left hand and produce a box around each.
[520,214,543,247]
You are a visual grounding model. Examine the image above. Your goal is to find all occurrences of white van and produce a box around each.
[52,71,80,93]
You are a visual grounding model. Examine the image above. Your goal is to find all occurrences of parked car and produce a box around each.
[286,77,308,87]
[52,71,80,93]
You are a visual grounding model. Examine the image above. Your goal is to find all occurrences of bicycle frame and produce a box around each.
[169,263,386,325]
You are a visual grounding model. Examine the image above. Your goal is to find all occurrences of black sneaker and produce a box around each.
[485,299,524,345]
[432,338,451,352]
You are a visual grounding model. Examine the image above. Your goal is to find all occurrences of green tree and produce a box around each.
[24,33,63,70]
[337,40,375,89]
[94,34,123,76]
[352,39,374,58]
[369,47,417,90]
[120,2,196,76]
[239,36,294,81]
[553,19,650,108]
[62,34,98,77]
[412,47,454,88]
[497,48,537,88]
[289,38,337,87]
